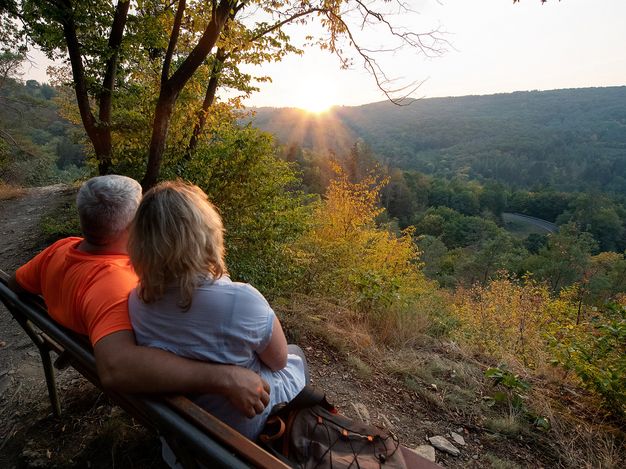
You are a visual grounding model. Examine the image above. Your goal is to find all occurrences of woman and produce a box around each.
[127,181,306,440]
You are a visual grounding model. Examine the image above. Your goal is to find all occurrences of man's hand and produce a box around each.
[225,367,271,418]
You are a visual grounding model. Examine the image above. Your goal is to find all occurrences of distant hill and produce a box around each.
[0,79,86,186]
[250,87,626,196]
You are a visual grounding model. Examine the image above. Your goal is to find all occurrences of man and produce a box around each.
[9,175,269,418]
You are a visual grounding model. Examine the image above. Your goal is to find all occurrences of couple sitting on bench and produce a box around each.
[9,175,307,443]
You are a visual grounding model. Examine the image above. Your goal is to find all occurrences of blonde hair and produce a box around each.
[128,181,226,309]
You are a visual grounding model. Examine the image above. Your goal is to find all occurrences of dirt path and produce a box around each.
[0,184,75,394]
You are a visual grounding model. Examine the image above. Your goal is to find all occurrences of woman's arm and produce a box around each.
[257,316,288,371]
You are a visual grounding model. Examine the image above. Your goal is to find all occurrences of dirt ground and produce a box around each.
[0,186,559,468]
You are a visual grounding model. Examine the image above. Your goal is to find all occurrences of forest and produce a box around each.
[0,78,86,185]
[253,86,626,196]
[3,79,624,432]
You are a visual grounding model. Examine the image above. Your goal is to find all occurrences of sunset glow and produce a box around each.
[295,97,334,114]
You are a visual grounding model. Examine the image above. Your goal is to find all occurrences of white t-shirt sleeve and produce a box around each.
[233,284,275,353]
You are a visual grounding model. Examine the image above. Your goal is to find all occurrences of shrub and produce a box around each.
[292,165,446,344]
[547,301,626,418]
[452,276,552,367]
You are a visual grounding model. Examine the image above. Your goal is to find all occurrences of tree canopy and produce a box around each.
[2,0,448,188]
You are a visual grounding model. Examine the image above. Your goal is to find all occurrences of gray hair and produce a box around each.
[76,175,142,246]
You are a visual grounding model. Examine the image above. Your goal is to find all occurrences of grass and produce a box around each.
[485,415,523,436]
[40,197,81,242]
[484,453,522,469]
[279,290,626,468]
[345,354,372,379]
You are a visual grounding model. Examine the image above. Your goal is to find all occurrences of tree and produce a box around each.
[557,193,626,252]
[455,233,524,286]
[528,223,598,291]
[171,122,311,295]
[6,0,448,189]
[0,51,24,89]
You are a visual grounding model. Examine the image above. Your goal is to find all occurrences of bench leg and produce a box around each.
[17,318,62,417]
[40,347,62,417]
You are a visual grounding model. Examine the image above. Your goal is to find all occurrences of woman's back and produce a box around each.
[129,276,305,439]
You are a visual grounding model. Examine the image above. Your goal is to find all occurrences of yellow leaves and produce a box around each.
[292,165,441,345]
[452,277,555,367]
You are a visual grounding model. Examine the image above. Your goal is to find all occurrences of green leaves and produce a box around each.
[547,301,626,419]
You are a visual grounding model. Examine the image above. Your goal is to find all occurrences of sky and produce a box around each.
[22,0,626,110]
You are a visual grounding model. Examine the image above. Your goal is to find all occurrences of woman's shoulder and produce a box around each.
[204,276,267,300]
[195,277,272,316]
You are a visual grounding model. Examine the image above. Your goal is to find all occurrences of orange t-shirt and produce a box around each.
[15,237,138,345]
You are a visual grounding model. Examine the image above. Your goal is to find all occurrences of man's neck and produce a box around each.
[77,239,128,255]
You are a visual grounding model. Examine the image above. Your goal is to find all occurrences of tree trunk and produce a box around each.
[142,91,177,190]
[93,130,113,174]
[59,0,128,175]
[140,0,231,190]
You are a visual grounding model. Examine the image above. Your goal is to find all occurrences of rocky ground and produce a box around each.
[0,186,569,468]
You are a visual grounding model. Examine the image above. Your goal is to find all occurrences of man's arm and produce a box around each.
[94,331,270,418]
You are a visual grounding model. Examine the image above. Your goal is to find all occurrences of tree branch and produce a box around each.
[99,0,130,125]
[0,128,38,159]
[162,0,186,84]
[247,7,324,43]
[165,0,231,95]
[185,46,227,158]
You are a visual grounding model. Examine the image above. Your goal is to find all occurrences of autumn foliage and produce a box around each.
[292,165,446,344]
[453,276,626,417]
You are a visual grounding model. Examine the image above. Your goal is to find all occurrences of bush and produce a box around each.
[453,276,553,367]
[292,165,446,344]
[547,301,626,418]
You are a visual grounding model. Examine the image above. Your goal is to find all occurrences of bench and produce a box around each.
[0,270,290,469]
[0,270,440,469]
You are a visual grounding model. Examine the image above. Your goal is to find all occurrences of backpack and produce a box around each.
[259,386,407,469]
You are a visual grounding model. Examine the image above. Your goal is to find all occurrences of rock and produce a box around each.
[411,445,436,462]
[428,436,461,457]
[450,431,466,446]
[473,455,479,460]
[351,402,371,424]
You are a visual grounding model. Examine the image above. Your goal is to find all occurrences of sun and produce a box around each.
[295,95,334,114]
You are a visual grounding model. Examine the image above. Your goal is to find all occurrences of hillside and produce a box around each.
[0,79,86,187]
[250,86,626,196]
